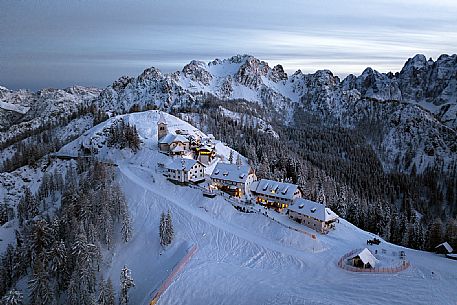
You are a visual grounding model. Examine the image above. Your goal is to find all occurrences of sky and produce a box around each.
[1,0,456,91]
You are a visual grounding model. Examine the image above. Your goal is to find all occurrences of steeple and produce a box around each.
[157,112,168,140]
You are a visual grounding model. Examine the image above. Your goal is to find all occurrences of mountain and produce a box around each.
[0,86,101,143]
[2,110,456,305]
[94,54,457,174]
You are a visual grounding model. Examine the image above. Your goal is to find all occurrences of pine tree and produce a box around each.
[28,263,56,305]
[121,209,133,243]
[105,278,116,305]
[159,212,167,247]
[67,271,80,305]
[236,153,242,166]
[97,278,107,305]
[445,218,457,250]
[119,266,135,305]
[17,187,38,226]
[1,289,24,305]
[166,210,175,246]
[29,219,54,270]
[228,150,234,164]
[427,218,444,250]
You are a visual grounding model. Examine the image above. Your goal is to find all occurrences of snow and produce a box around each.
[288,198,339,222]
[436,242,454,254]
[251,179,299,200]
[350,248,379,267]
[0,100,30,114]
[210,163,252,183]
[165,158,201,171]
[3,110,457,305]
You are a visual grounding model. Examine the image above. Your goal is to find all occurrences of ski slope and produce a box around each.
[62,111,457,305]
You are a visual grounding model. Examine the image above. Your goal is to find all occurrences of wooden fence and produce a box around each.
[337,248,410,273]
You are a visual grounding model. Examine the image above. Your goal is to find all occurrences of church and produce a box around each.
[157,113,191,156]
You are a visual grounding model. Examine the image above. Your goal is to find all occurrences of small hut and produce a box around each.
[435,242,453,254]
[349,248,379,269]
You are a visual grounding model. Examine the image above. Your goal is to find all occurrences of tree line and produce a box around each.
[174,95,457,252]
[0,159,133,304]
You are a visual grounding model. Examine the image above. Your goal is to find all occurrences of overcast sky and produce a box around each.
[1,0,456,90]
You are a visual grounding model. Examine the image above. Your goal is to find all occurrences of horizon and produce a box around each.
[1,0,457,91]
[1,53,454,92]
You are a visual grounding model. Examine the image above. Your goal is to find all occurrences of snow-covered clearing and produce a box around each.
[0,100,30,114]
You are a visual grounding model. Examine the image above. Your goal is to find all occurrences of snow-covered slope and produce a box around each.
[0,86,101,150]
[59,111,457,305]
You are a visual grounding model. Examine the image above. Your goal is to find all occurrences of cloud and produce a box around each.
[0,0,456,90]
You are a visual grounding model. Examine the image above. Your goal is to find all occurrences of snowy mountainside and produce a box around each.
[60,110,243,171]
[1,110,457,304]
[94,54,457,174]
[58,111,457,304]
[0,86,101,144]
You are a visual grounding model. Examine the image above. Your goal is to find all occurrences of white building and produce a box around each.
[165,158,206,184]
[158,133,191,156]
[287,198,339,234]
[157,113,191,156]
[210,162,256,198]
[250,179,302,211]
[349,248,379,269]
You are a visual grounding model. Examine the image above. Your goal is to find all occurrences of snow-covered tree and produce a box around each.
[119,265,135,305]
[236,153,242,166]
[97,277,116,305]
[166,210,175,246]
[159,212,167,247]
[29,219,54,269]
[228,150,234,164]
[28,267,56,305]
[17,187,38,226]
[1,289,24,305]
[159,210,174,247]
[121,209,133,243]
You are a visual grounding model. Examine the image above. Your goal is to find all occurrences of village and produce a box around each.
[71,111,455,273]
[152,113,457,272]
[156,112,340,236]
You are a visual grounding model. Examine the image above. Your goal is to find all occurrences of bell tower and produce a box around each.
[157,112,168,140]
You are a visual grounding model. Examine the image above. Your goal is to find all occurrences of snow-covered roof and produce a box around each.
[288,198,339,222]
[159,133,190,144]
[165,158,204,171]
[171,146,185,153]
[250,179,299,200]
[351,248,379,267]
[210,162,252,183]
[436,242,453,253]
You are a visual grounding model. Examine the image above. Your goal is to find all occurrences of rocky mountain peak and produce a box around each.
[182,60,212,85]
[138,66,162,82]
[269,64,288,82]
[112,76,135,91]
[235,56,270,89]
